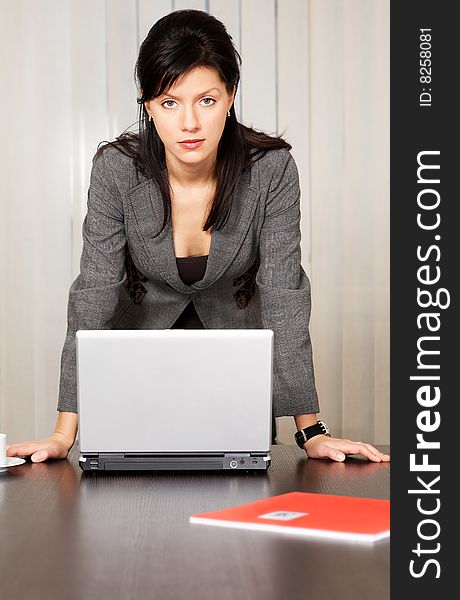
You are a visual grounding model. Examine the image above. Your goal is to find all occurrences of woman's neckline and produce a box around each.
[175,255,208,261]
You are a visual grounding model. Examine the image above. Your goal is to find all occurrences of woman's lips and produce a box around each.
[178,139,205,150]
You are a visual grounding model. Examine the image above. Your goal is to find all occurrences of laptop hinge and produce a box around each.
[224,453,251,457]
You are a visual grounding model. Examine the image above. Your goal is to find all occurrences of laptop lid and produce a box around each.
[76,329,273,455]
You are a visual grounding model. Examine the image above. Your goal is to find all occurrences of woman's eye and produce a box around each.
[161,97,215,108]
[200,97,216,106]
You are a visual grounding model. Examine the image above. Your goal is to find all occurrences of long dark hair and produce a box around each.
[97,9,291,232]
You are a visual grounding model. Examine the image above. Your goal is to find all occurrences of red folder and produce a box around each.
[190,492,390,542]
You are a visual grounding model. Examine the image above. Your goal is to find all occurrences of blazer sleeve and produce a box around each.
[57,149,130,413]
[256,150,319,417]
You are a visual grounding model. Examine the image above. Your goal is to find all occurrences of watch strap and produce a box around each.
[294,420,330,448]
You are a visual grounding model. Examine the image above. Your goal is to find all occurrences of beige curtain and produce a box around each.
[277,0,390,445]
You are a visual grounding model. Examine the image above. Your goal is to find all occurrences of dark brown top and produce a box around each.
[171,255,208,329]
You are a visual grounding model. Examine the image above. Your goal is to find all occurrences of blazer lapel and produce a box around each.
[192,174,260,290]
[127,170,260,292]
[127,179,189,292]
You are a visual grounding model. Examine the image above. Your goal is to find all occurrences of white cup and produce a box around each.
[0,433,6,466]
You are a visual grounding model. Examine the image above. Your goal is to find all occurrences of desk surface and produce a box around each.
[0,444,390,600]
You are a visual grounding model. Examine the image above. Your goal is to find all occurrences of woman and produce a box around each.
[7,9,389,464]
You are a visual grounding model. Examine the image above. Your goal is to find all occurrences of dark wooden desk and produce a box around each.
[0,444,389,600]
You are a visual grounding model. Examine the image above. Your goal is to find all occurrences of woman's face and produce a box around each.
[144,66,235,173]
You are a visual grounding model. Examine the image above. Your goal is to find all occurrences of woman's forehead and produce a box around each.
[162,66,224,92]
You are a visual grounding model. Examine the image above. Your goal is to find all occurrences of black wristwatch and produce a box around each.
[294,420,330,449]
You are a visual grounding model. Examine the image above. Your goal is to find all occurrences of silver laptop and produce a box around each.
[76,329,273,472]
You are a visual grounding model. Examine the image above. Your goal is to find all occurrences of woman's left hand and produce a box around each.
[303,435,390,462]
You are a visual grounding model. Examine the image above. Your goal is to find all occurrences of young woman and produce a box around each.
[7,9,389,464]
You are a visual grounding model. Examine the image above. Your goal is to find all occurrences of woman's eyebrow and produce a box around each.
[160,87,221,99]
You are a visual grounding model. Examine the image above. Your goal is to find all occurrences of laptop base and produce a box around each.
[79,452,271,472]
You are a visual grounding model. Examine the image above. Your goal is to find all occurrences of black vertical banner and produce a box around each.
[391,2,456,597]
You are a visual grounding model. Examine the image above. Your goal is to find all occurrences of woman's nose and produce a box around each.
[181,106,199,131]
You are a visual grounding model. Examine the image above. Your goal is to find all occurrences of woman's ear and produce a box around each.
[228,84,237,110]
[143,100,152,119]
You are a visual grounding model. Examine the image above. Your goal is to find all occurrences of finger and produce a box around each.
[6,443,27,454]
[351,442,385,462]
[44,444,66,460]
[31,450,49,463]
[6,443,38,457]
[362,443,390,461]
[328,440,382,462]
[32,443,67,462]
[322,444,346,462]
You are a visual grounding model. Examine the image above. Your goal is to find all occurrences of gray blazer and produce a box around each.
[57,145,319,417]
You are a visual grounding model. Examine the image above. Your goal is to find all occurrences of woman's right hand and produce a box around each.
[7,411,78,463]
[6,432,71,463]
